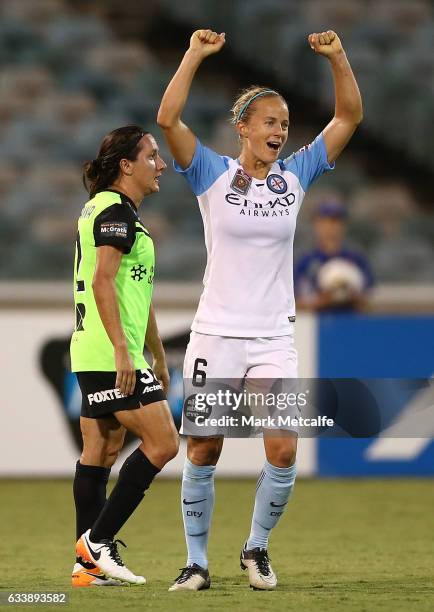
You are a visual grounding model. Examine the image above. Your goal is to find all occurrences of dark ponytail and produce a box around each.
[82,125,149,198]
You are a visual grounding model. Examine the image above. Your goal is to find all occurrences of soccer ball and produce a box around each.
[317,258,364,303]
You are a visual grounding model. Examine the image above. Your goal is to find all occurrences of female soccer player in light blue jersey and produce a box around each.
[158,29,362,591]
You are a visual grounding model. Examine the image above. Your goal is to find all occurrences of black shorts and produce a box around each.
[76,368,166,419]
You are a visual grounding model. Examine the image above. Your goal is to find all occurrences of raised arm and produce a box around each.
[157,29,225,169]
[308,31,363,164]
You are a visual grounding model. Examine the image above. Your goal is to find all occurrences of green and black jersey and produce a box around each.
[70,190,155,372]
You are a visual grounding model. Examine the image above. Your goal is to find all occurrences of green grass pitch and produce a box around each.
[1,478,433,611]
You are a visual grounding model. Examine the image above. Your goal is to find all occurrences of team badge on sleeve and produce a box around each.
[230,168,252,195]
[99,221,128,238]
[266,174,287,194]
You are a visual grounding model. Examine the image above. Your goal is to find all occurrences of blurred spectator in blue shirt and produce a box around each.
[295,201,374,312]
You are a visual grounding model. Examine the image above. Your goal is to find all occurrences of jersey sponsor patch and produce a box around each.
[99,221,128,238]
[87,387,126,405]
[230,168,252,195]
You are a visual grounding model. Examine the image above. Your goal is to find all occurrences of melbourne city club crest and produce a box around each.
[267,174,287,194]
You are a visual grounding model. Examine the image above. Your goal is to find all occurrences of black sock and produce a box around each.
[90,448,160,542]
[73,461,111,541]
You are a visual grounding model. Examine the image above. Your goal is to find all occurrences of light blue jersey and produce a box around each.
[175,134,334,337]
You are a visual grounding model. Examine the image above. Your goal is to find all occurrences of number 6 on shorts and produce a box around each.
[192,358,207,387]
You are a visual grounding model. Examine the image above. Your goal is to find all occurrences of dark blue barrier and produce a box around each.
[317,315,434,476]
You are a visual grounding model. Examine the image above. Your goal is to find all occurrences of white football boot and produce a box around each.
[168,564,211,591]
[240,543,277,590]
[76,529,146,585]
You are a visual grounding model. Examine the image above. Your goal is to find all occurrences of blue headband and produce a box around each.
[236,90,279,122]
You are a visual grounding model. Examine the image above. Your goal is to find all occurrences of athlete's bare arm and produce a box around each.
[145,303,170,394]
[309,31,363,164]
[92,245,136,396]
[157,29,225,169]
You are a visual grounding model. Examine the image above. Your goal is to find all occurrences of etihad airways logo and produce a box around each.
[225,192,296,217]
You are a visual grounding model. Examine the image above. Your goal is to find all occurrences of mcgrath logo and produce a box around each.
[100,221,128,237]
[131,264,146,281]
[267,174,287,194]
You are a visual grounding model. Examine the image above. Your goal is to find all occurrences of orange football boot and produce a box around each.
[72,561,121,587]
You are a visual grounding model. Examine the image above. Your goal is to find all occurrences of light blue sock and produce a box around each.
[182,458,216,569]
[246,461,297,550]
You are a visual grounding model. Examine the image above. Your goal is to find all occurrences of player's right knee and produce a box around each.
[146,434,179,467]
[81,442,121,468]
[188,437,222,466]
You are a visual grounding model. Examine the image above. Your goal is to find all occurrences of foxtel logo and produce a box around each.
[87,388,126,404]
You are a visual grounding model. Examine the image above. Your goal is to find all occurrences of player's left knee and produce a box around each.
[269,445,297,468]
[277,452,296,468]
[103,445,122,468]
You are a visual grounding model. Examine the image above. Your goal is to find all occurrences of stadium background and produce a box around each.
[0,0,434,609]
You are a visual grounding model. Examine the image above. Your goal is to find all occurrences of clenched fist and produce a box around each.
[308,30,343,57]
[189,29,226,59]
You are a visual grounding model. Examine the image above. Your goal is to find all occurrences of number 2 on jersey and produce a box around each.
[75,230,86,331]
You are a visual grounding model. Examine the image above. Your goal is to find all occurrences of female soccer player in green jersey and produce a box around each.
[71,125,179,587]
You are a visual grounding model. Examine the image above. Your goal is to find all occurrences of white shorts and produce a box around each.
[183,332,298,380]
[181,332,299,437]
